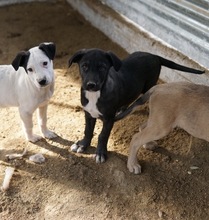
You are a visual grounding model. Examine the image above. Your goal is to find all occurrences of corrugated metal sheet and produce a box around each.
[102,0,209,69]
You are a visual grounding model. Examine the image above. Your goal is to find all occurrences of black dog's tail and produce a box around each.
[159,56,205,74]
[114,88,153,122]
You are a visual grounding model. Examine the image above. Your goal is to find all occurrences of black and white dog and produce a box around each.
[68,49,204,163]
[0,42,57,142]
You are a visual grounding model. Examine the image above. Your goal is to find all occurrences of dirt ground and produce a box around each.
[0,1,209,220]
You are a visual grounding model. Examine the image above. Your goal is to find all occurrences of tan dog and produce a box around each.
[115,82,209,174]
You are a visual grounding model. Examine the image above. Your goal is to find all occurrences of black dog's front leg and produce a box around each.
[71,111,96,153]
[95,119,114,163]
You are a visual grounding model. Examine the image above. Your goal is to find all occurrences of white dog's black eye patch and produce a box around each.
[11,51,30,72]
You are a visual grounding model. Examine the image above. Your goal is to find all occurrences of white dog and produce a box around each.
[0,42,57,142]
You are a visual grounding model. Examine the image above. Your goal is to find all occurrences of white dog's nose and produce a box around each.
[38,77,47,86]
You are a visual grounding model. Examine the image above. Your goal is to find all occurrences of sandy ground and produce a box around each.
[0,1,209,220]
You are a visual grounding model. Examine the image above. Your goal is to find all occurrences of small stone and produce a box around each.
[190,166,199,170]
[158,210,163,218]
[29,153,45,164]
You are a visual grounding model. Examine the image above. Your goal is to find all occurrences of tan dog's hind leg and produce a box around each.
[127,131,144,174]
[128,119,173,174]
[139,122,158,150]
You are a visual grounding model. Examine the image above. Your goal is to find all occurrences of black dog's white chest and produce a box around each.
[83,91,102,118]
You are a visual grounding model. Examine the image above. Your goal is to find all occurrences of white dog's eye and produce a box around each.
[43,61,48,66]
[27,68,33,72]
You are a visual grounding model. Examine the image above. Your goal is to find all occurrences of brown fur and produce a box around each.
[127,82,209,174]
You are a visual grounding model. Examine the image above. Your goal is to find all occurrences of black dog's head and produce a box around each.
[68,48,122,91]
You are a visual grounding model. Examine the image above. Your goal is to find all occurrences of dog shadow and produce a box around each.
[49,100,83,112]
[31,135,74,159]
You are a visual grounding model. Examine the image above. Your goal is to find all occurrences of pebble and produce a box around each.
[29,153,45,163]
[190,166,199,170]
[158,210,163,218]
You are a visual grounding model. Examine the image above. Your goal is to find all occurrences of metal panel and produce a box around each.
[102,0,209,69]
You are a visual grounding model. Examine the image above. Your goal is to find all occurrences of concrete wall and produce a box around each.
[102,0,209,70]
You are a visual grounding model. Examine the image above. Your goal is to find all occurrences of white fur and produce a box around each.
[84,91,102,118]
[0,46,57,142]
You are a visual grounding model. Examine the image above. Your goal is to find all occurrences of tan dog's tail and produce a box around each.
[114,87,153,122]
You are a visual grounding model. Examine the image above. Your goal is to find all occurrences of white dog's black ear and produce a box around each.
[39,42,56,60]
[68,49,86,67]
[106,51,122,72]
[12,51,30,71]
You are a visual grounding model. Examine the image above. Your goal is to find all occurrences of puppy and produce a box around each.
[115,82,209,174]
[68,49,204,163]
[0,42,57,142]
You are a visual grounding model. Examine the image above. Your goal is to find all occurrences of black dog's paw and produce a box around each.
[71,139,90,153]
[70,143,85,153]
[95,153,107,163]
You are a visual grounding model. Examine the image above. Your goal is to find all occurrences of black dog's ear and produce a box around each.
[68,49,87,67]
[39,42,56,60]
[11,51,30,71]
[106,51,122,71]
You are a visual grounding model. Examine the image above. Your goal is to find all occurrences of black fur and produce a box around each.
[12,51,30,72]
[39,42,56,60]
